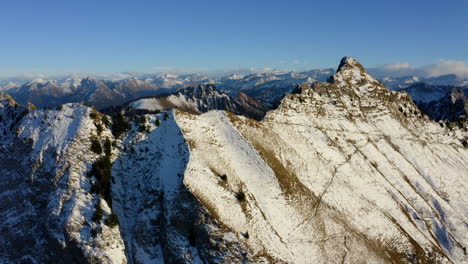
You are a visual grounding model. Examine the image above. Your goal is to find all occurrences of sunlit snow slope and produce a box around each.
[173,57,468,263]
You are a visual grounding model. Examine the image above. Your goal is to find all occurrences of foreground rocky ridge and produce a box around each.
[0,94,126,263]
[1,57,467,263]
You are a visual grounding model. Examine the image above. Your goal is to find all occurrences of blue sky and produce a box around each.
[1,0,467,76]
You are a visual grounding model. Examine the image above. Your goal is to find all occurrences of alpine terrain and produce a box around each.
[1,57,467,264]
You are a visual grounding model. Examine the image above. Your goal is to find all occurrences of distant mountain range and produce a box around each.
[0,70,333,109]
[380,74,468,90]
[1,69,468,123]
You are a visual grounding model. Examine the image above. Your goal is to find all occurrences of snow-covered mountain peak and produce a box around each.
[174,70,468,262]
[336,56,361,71]
[160,73,179,78]
[30,78,48,85]
[225,73,245,80]
[331,56,383,93]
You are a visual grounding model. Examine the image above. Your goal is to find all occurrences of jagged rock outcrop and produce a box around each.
[128,84,269,120]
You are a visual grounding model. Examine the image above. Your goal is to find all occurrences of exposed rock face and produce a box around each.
[414,88,468,122]
[128,84,269,120]
[1,57,467,263]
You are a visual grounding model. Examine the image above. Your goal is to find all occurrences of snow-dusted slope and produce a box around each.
[0,96,126,263]
[173,57,468,263]
[110,112,252,263]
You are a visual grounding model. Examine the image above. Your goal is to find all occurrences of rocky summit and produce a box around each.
[1,58,467,264]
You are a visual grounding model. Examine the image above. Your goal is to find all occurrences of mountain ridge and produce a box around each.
[0,57,467,263]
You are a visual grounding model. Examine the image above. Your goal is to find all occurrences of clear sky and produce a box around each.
[1,0,467,76]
